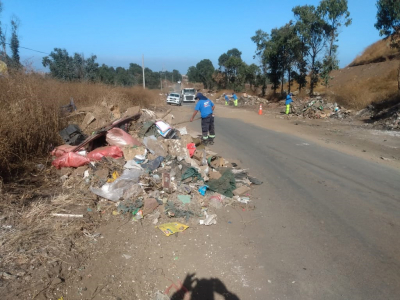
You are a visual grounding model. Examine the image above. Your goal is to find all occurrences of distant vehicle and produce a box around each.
[166,92,182,106]
[181,88,196,103]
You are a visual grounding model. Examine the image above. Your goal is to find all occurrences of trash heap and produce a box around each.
[214,93,269,107]
[51,105,263,236]
[357,103,400,130]
[291,97,352,119]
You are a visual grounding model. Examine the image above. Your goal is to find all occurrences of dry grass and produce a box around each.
[0,72,161,178]
[328,68,399,109]
[349,39,400,67]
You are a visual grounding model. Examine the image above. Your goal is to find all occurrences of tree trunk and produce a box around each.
[288,68,291,93]
[398,62,400,92]
[281,72,284,95]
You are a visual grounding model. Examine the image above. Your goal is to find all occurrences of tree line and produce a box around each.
[42,48,182,89]
[188,0,353,96]
[0,1,21,70]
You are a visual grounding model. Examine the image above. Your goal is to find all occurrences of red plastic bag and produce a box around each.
[52,152,90,169]
[87,146,123,161]
[187,143,196,157]
[106,128,141,147]
[51,145,76,157]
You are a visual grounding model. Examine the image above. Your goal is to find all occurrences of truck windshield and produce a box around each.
[184,89,195,94]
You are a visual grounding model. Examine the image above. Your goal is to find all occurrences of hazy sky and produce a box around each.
[0,0,381,74]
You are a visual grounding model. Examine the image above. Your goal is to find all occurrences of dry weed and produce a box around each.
[0,73,161,178]
[349,39,399,67]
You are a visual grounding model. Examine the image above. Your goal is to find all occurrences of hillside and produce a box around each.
[349,38,400,67]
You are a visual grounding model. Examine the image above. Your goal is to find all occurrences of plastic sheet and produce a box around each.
[106,128,141,147]
[90,169,144,201]
[187,143,196,157]
[52,152,90,169]
[87,146,123,161]
[51,145,76,157]
[143,136,167,156]
[141,156,164,172]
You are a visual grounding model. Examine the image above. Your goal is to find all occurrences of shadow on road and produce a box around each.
[170,273,240,300]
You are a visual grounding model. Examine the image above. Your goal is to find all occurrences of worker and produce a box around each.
[285,93,293,114]
[190,93,215,145]
[231,93,238,107]
[223,93,230,106]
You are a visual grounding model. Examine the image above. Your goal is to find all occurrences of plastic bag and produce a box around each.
[51,145,76,157]
[87,146,123,161]
[187,143,196,157]
[158,222,189,236]
[90,169,143,201]
[106,128,141,147]
[52,152,90,169]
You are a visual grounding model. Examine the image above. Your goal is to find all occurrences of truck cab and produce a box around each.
[181,88,196,103]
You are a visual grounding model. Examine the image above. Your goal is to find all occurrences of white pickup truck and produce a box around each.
[181,88,196,103]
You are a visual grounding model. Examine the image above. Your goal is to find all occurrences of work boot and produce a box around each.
[208,139,214,145]
[202,139,209,146]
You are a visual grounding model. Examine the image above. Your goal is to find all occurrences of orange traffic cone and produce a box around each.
[258,104,263,115]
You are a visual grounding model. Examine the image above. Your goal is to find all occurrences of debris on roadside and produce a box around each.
[49,105,263,234]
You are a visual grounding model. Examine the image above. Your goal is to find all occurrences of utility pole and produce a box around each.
[160,67,163,92]
[142,54,145,89]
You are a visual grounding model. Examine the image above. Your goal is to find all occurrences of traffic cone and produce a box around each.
[258,104,263,115]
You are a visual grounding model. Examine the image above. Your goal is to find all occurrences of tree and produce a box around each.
[375,0,400,37]
[84,55,99,82]
[10,17,20,68]
[196,59,215,89]
[293,5,328,95]
[319,0,351,58]
[217,48,244,89]
[187,66,199,83]
[375,0,400,90]
[318,0,351,85]
[43,48,75,80]
[251,30,270,95]
[245,63,260,90]
[0,1,6,59]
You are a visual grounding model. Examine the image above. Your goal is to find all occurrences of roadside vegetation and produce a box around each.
[0,72,160,178]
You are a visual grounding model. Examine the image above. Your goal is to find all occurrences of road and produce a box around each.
[185,104,400,299]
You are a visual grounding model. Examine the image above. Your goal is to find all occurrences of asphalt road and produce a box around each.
[190,114,400,299]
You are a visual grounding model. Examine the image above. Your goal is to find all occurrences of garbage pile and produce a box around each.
[214,93,269,107]
[51,105,263,235]
[360,103,400,130]
[292,97,352,119]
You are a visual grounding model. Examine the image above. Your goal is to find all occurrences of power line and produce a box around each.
[4,42,49,55]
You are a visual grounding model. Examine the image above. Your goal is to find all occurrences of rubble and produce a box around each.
[50,105,263,233]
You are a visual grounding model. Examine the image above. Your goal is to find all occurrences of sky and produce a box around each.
[0,0,381,74]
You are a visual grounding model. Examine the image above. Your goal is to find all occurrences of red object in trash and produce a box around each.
[106,128,141,147]
[187,143,196,157]
[87,146,123,161]
[52,152,90,169]
[51,144,76,157]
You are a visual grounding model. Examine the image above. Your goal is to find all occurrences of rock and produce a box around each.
[233,185,251,196]
[143,198,159,215]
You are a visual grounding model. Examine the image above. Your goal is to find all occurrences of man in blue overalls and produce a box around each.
[231,93,238,107]
[190,93,216,145]
[223,93,230,106]
[286,93,293,114]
